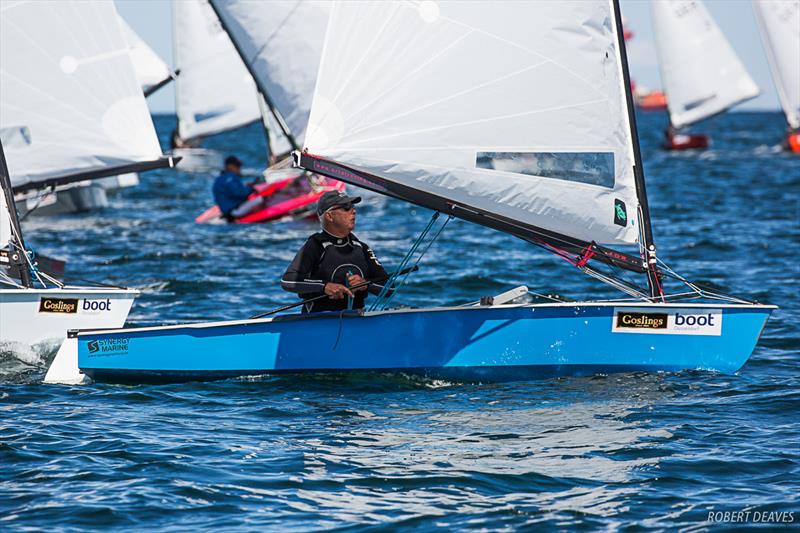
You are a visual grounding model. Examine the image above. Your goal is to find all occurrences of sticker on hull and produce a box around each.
[39,297,78,314]
[612,308,722,336]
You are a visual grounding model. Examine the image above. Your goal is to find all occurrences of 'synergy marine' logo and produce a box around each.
[86,338,130,356]
[39,298,78,314]
[616,312,668,329]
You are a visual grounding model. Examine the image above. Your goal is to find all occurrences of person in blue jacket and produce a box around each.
[212,156,259,222]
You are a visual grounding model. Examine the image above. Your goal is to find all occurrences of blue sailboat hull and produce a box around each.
[73,302,774,384]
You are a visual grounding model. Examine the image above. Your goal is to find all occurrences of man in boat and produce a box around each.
[281,190,389,313]
[212,156,261,222]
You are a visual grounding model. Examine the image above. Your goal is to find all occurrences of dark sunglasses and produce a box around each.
[330,204,355,212]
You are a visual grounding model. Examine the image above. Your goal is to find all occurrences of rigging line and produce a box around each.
[378,214,452,311]
[370,212,439,311]
[17,188,54,222]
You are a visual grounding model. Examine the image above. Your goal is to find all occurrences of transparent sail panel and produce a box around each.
[476,152,615,189]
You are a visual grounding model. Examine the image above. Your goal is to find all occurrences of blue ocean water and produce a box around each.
[1,112,798,530]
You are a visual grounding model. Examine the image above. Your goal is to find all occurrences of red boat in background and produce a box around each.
[635,89,668,111]
[195,168,344,224]
[663,128,709,151]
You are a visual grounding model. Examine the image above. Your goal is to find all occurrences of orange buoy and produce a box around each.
[786,132,800,153]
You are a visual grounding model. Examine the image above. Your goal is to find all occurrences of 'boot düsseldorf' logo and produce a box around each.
[613,308,722,336]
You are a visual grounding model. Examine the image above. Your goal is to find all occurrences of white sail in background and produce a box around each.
[652,0,760,129]
[0,0,164,191]
[306,1,640,245]
[209,0,330,147]
[173,0,260,141]
[0,191,11,248]
[118,15,171,94]
[753,0,800,130]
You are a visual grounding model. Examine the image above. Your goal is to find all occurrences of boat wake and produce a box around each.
[0,339,60,381]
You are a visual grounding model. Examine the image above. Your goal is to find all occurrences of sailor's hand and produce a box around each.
[324,282,353,299]
[347,274,368,293]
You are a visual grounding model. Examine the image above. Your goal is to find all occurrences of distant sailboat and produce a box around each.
[753,0,800,153]
[0,0,174,362]
[652,0,760,150]
[194,0,342,224]
[46,0,774,386]
[171,0,261,171]
[8,11,177,217]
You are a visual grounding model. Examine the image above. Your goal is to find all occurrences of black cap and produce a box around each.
[224,155,243,167]
[316,190,362,216]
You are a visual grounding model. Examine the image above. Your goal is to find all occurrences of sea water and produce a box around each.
[1,112,798,530]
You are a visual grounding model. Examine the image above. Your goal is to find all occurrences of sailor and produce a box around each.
[212,156,260,222]
[281,191,389,313]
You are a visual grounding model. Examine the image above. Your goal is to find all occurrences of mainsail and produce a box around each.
[753,0,800,130]
[118,15,172,97]
[208,0,331,150]
[173,0,261,142]
[0,0,171,193]
[303,1,645,248]
[652,0,760,129]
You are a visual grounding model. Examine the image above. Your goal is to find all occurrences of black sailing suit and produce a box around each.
[281,231,389,313]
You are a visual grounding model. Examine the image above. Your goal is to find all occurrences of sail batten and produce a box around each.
[652,0,760,129]
[304,0,643,247]
[0,0,165,191]
[753,0,800,130]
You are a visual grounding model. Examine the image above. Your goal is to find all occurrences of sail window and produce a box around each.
[476,151,615,189]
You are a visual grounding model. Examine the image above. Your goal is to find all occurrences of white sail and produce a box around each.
[0,191,11,249]
[306,1,640,246]
[753,0,800,130]
[118,15,172,94]
[651,0,760,129]
[209,0,330,147]
[173,0,261,141]
[0,0,164,190]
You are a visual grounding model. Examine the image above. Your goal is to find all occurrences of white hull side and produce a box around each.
[0,287,137,349]
[14,181,108,217]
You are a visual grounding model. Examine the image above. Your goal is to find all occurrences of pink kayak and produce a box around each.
[196,170,345,224]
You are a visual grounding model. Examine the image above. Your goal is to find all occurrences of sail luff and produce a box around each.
[206,0,299,151]
[612,0,660,298]
[0,141,31,287]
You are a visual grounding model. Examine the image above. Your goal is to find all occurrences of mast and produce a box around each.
[207,0,300,152]
[612,0,662,300]
[0,141,32,287]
